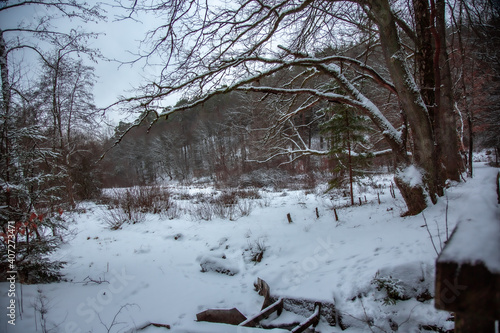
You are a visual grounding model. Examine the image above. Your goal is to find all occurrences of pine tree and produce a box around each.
[321,104,373,205]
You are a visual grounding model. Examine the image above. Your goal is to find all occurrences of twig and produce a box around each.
[397,303,420,328]
[343,300,388,333]
[434,220,443,252]
[359,298,376,333]
[73,276,109,285]
[98,303,139,333]
[134,322,171,331]
[422,213,439,256]
[79,276,109,285]
[445,193,449,241]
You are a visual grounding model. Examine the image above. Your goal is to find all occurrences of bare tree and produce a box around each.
[447,0,500,173]
[36,38,101,207]
[0,0,104,282]
[114,0,466,215]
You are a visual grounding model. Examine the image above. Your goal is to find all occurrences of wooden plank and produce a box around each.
[196,308,247,326]
[290,303,321,333]
[253,278,344,328]
[239,298,284,327]
[254,277,272,309]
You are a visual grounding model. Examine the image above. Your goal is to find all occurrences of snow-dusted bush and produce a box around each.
[101,185,174,214]
[0,213,67,284]
[189,201,215,221]
[238,169,289,189]
[162,202,182,220]
[101,185,181,228]
[364,262,434,306]
[188,190,256,221]
[237,200,253,217]
[102,205,145,230]
[244,238,267,263]
[371,275,406,305]
[258,193,272,208]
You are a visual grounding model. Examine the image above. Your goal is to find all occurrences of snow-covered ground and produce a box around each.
[1,163,499,333]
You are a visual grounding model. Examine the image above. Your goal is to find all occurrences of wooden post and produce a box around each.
[390,183,396,198]
[287,213,293,224]
[435,208,500,333]
[358,197,362,206]
[333,209,338,221]
[454,313,497,332]
[377,193,381,205]
[315,207,319,218]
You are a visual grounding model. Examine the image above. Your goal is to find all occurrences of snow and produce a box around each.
[397,165,423,187]
[198,255,240,276]
[438,166,500,273]
[1,163,498,333]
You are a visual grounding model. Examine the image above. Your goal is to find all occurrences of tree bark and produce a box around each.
[413,0,436,121]
[0,30,12,210]
[346,108,354,206]
[394,168,428,216]
[433,0,462,184]
[369,0,439,209]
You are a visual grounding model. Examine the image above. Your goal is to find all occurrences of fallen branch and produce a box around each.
[74,276,110,285]
[135,322,171,331]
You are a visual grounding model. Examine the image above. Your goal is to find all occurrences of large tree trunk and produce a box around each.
[433,0,462,183]
[413,0,436,120]
[369,0,439,212]
[394,170,427,216]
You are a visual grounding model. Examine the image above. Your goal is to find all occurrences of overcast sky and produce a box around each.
[1,1,180,125]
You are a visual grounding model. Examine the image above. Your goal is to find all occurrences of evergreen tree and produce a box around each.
[321,104,373,205]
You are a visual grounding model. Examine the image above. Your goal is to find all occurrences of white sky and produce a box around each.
[1,1,180,125]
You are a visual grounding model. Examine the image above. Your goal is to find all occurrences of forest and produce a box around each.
[0,0,499,332]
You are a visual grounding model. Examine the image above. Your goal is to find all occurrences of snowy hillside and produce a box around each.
[1,163,499,333]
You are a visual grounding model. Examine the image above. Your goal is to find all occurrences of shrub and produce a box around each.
[133,185,174,213]
[244,238,267,263]
[371,275,406,305]
[101,185,179,228]
[102,205,145,230]
[162,202,182,220]
[190,201,215,221]
[0,213,67,283]
[237,200,253,217]
[235,189,261,200]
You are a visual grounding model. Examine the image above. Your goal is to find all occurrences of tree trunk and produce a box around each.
[0,30,12,210]
[394,165,428,216]
[346,109,354,206]
[413,0,436,120]
[433,0,462,183]
[369,0,439,210]
[0,31,10,116]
